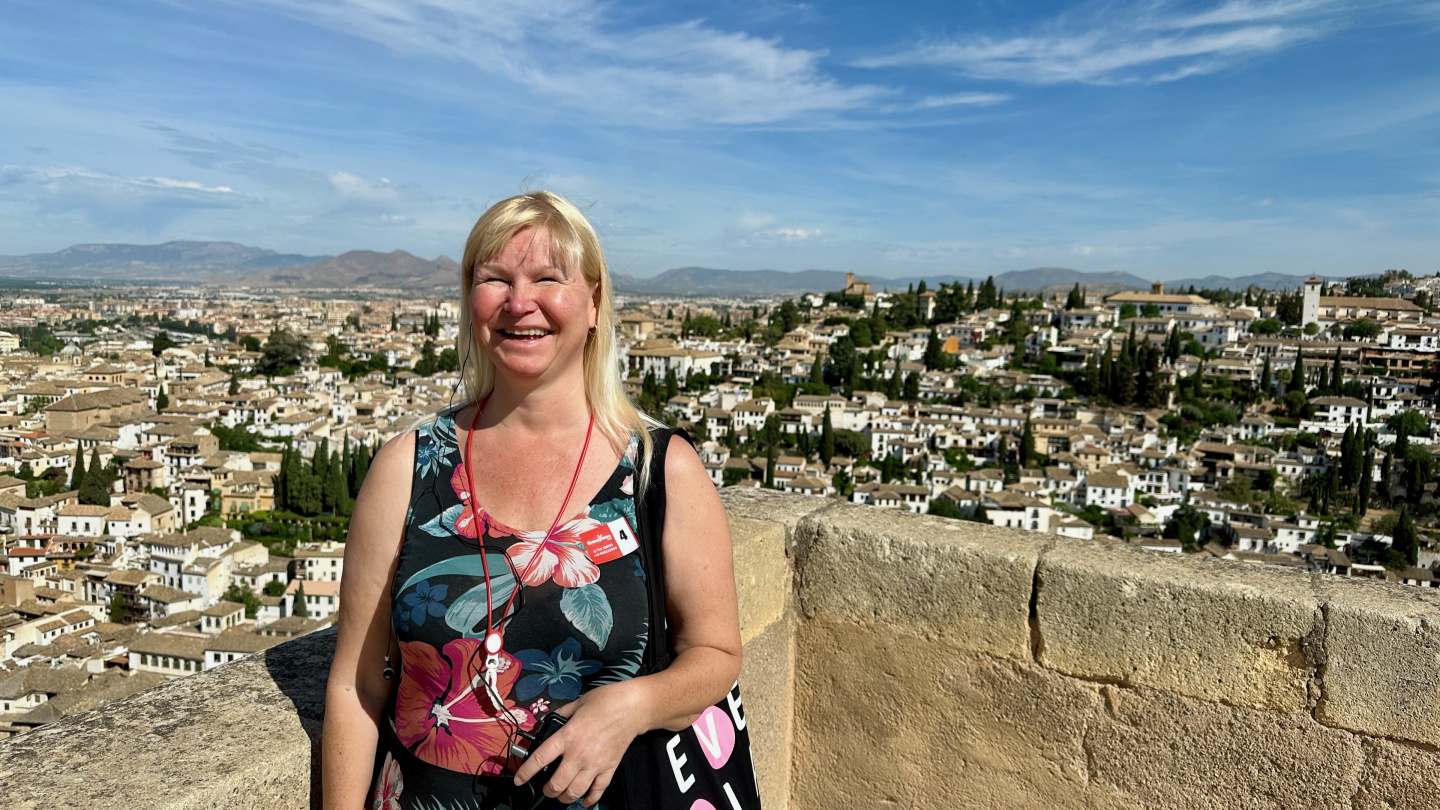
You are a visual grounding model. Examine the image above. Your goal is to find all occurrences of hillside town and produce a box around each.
[4,269,1440,736]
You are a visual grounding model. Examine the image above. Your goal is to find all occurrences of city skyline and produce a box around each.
[3,0,1439,279]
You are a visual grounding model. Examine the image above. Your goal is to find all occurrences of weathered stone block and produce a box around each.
[1084,685,1365,809]
[738,608,794,810]
[720,487,832,555]
[1317,578,1440,747]
[0,628,334,810]
[791,617,1137,810]
[1352,738,1440,810]
[729,515,789,644]
[1036,540,1321,712]
[797,501,1046,659]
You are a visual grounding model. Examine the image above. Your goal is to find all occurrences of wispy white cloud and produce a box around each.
[910,92,1012,110]
[241,0,888,126]
[856,0,1345,85]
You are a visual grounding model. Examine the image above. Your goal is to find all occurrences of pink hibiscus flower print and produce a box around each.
[394,638,536,776]
[447,462,518,540]
[370,752,403,810]
[505,519,600,588]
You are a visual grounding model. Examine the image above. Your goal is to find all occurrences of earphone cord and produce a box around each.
[464,393,596,646]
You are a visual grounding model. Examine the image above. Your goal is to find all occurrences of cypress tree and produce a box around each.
[72,444,86,490]
[315,439,333,513]
[1260,356,1272,397]
[923,327,942,370]
[1020,419,1034,468]
[1332,346,1343,390]
[341,439,352,497]
[1317,364,1330,396]
[1292,348,1305,392]
[294,582,310,618]
[1394,507,1418,567]
[820,407,834,466]
[79,447,108,505]
[903,372,920,401]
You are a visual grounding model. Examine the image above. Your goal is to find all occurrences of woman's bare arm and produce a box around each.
[321,431,414,810]
[635,432,744,729]
[512,433,743,806]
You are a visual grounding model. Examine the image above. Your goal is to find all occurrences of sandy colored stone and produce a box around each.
[1351,738,1440,810]
[1317,578,1440,747]
[1036,539,1321,712]
[797,501,1047,659]
[729,515,789,644]
[1084,685,1365,810]
[738,608,794,810]
[719,487,833,556]
[0,628,333,810]
[791,616,1140,810]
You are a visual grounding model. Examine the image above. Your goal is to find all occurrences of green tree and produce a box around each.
[156,386,169,411]
[222,583,262,619]
[257,329,305,377]
[293,581,310,618]
[923,326,943,370]
[1260,356,1272,397]
[1020,419,1034,468]
[151,330,177,356]
[902,372,920,401]
[263,580,287,597]
[820,407,835,466]
[108,593,125,623]
[1392,507,1419,567]
[79,448,109,505]
[1358,446,1374,517]
[1292,348,1305,392]
[71,444,86,489]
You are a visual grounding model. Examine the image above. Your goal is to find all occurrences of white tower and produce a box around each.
[1302,276,1322,329]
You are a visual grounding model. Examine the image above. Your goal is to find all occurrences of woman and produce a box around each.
[322,191,742,810]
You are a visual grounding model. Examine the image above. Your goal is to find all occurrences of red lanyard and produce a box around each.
[462,394,595,659]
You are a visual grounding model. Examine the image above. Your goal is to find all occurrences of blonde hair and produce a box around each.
[454,190,661,491]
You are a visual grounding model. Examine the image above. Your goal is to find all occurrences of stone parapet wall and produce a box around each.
[3,489,1440,809]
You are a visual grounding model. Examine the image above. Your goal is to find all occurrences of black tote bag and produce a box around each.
[620,427,764,810]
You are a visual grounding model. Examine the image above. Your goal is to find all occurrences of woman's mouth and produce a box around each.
[498,328,552,342]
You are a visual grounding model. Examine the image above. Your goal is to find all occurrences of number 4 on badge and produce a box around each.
[580,517,638,564]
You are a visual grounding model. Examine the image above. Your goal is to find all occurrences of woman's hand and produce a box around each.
[512,679,652,807]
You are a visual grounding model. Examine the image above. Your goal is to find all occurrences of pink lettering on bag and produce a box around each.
[691,705,736,770]
[690,801,717,810]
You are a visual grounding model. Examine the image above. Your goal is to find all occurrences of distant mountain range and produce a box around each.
[0,240,1356,294]
[232,250,460,290]
[0,241,330,281]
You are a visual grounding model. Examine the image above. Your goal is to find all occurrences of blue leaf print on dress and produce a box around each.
[560,583,613,649]
[414,420,457,478]
[418,504,466,538]
[402,580,449,626]
[513,638,602,702]
[586,496,638,537]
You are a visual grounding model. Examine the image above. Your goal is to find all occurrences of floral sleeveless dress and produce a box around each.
[369,413,650,810]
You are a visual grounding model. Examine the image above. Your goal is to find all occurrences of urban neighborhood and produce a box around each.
[4,268,1440,737]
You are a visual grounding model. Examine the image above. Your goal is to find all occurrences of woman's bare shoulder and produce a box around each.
[347,430,417,549]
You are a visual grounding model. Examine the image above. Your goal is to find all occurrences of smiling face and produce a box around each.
[470,227,599,387]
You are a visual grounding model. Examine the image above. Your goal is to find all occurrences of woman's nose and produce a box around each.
[504,282,539,315]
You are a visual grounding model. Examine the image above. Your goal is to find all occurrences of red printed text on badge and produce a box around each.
[580,517,639,564]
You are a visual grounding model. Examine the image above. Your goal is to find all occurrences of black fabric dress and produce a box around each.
[369,413,650,810]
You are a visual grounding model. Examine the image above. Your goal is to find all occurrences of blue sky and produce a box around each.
[2,0,1438,280]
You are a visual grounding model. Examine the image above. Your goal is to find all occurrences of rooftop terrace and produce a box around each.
[3,488,1440,808]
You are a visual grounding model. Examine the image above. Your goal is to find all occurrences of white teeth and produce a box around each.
[503,329,549,337]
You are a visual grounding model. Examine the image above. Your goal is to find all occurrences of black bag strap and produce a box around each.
[636,425,694,676]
